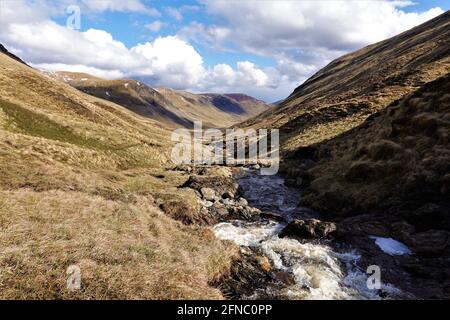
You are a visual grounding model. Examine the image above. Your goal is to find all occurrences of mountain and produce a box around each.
[0,45,236,299]
[0,44,29,66]
[269,11,450,217]
[264,12,450,298]
[244,11,450,151]
[49,71,272,128]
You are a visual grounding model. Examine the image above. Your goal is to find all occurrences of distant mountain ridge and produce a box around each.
[47,71,272,128]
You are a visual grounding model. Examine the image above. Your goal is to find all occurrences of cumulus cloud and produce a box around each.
[189,0,445,87]
[202,0,443,54]
[178,22,231,50]
[0,0,445,101]
[0,7,276,98]
[131,36,207,88]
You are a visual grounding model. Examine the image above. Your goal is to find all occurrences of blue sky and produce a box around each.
[55,0,448,68]
[0,0,448,101]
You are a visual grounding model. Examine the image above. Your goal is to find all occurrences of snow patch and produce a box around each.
[370,236,412,256]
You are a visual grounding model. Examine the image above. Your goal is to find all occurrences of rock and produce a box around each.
[250,207,261,215]
[237,197,248,206]
[203,200,214,208]
[284,178,297,187]
[260,212,284,222]
[213,201,224,209]
[222,191,235,199]
[408,203,446,230]
[200,187,216,201]
[256,256,272,272]
[407,230,449,257]
[181,175,238,198]
[279,219,337,239]
[173,165,193,173]
[273,271,296,286]
[198,166,232,178]
[222,198,235,206]
[227,206,257,221]
[216,207,229,217]
[337,214,391,238]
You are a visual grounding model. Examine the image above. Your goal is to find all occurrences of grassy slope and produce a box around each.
[244,11,450,152]
[295,74,450,221]
[0,51,237,299]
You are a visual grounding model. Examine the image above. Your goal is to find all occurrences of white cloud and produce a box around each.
[0,0,286,100]
[202,0,443,54]
[172,0,444,99]
[131,36,207,88]
[165,7,183,21]
[33,63,125,79]
[178,22,230,50]
[0,0,445,102]
[145,20,163,32]
[81,0,160,16]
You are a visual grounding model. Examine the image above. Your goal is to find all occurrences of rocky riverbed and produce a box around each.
[177,164,418,299]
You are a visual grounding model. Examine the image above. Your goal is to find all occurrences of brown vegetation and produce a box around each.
[0,50,238,299]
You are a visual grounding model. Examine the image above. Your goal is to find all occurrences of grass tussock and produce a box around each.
[294,74,450,220]
[0,190,237,299]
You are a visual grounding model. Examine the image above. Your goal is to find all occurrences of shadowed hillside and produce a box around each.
[50,72,272,128]
[284,74,450,298]
[244,11,450,151]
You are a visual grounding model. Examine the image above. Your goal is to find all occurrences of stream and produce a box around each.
[212,169,402,300]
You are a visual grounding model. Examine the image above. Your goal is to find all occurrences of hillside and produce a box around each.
[272,12,450,297]
[50,72,271,128]
[244,11,450,151]
[295,74,450,219]
[0,46,237,299]
[286,74,450,298]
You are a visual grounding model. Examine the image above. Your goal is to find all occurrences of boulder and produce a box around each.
[255,256,272,272]
[407,230,449,257]
[237,197,248,206]
[200,187,216,201]
[222,191,235,199]
[279,219,337,239]
[181,175,238,198]
[222,198,235,206]
[260,212,284,222]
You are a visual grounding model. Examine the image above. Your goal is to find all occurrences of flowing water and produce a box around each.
[213,169,402,300]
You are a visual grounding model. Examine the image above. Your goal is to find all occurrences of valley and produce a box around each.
[0,9,449,300]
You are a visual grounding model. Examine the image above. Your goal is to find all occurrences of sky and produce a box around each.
[0,0,448,102]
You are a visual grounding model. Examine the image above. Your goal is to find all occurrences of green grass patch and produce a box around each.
[0,99,113,151]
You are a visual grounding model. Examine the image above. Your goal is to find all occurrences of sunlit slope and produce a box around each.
[0,47,237,299]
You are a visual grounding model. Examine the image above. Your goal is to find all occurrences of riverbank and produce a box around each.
[177,165,417,299]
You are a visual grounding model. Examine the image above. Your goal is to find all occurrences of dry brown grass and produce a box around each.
[296,73,450,220]
[0,51,239,299]
[0,190,237,299]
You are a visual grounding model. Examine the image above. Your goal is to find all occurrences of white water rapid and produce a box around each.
[213,169,402,300]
